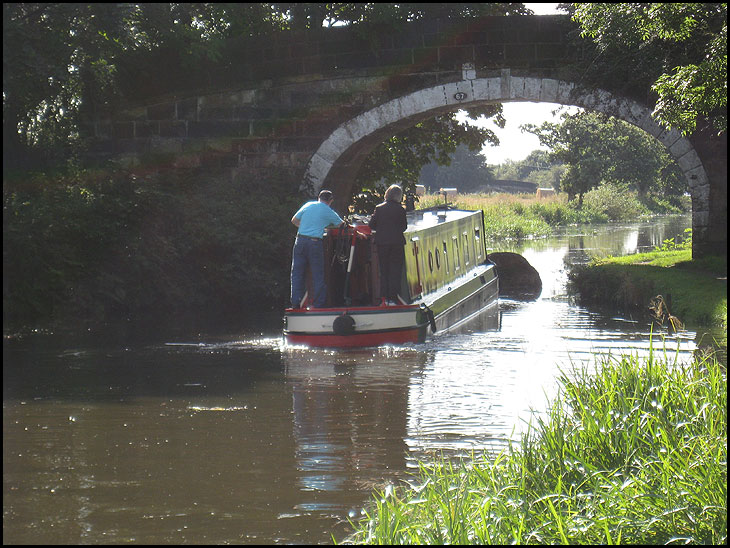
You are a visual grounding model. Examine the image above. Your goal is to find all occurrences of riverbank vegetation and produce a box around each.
[341,349,727,545]
[567,237,727,331]
[3,167,301,335]
[418,187,689,241]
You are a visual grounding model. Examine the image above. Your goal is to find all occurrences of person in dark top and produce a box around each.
[369,184,408,305]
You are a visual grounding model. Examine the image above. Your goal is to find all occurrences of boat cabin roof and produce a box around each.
[404,208,479,233]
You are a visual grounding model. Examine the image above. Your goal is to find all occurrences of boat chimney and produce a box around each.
[439,187,457,205]
[405,191,416,212]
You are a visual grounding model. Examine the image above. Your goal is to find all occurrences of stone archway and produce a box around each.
[304,70,711,254]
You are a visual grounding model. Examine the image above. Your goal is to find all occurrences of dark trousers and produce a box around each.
[377,244,404,301]
[291,236,326,307]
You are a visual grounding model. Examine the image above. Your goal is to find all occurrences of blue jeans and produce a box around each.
[290,236,326,308]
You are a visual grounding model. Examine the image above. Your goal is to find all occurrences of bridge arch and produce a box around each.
[304,71,710,245]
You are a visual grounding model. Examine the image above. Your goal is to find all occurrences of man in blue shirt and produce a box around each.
[290,189,343,308]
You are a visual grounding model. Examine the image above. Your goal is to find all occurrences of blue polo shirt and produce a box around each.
[294,201,343,239]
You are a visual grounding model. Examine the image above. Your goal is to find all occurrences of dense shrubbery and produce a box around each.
[3,166,301,334]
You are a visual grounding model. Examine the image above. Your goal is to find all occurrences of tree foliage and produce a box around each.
[523,111,687,205]
[418,143,496,194]
[572,3,727,136]
[3,166,301,332]
[355,105,503,196]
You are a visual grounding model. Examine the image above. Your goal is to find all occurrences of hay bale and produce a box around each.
[536,188,555,198]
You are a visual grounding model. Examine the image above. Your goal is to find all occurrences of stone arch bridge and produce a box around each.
[90,15,726,257]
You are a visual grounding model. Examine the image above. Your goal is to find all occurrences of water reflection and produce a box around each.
[284,347,428,513]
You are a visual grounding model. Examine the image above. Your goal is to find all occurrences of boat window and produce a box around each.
[474,227,482,259]
[452,236,460,270]
[428,250,434,272]
[434,247,441,270]
[410,238,423,295]
[463,232,470,265]
[442,241,450,273]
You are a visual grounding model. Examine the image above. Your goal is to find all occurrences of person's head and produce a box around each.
[318,189,334,204]
[384,184,403,203]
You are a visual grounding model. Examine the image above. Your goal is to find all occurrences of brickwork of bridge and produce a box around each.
[89,16,726,257]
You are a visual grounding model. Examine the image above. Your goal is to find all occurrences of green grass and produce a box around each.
[341,350,727,545]
[417,193,593,240]
[569,250,727,329]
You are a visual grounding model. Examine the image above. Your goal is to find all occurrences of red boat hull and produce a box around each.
[284,326,425,348]
[283,304,428,348]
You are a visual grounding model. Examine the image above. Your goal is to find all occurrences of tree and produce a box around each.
[355,105,503,194]
[572,3,727,136]
[418,143,496,193]
[523,111,687,205]
[3,4,132,171]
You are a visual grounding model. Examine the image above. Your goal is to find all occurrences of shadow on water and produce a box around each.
[3,336,285,403]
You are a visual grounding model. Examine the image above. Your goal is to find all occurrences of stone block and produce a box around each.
[677,149,703,172]
[539,78,559,103]
[188,120,250,139]
[535,43,567,62]
[149,136,183,155]
[377,49,413,67]
[135,121,157,138]
[314,128,350,163]
[555,80,575,103]
[113,122,135,139]
[304,152,332,190]
[504,44,535,66]
[686,165,709,187]
[656,127,683,149]
[669,137,692,159]
[471,77,502,101]
[474,44,505,66]
[522,77,542,101]
[158,120,187,138]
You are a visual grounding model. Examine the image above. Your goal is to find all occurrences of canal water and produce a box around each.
[3,215,703,544]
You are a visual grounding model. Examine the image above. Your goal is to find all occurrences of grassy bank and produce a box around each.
[568,249,727,330]
[341,350,727,544]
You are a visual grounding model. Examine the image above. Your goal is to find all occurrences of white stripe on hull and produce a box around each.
[285,307,421,334]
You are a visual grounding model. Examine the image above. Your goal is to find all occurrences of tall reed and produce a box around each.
[341,348,727,544]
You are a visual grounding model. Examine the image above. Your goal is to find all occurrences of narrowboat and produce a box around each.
[283,205,498,348]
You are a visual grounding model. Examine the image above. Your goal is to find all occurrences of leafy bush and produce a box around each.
[655,228,692,251]
[579,183,648,221]
[4,166,302,333]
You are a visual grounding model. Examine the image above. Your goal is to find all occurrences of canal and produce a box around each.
[3,215,700,544]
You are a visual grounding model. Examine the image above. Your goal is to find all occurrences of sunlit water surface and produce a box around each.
[4,215,705,544]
